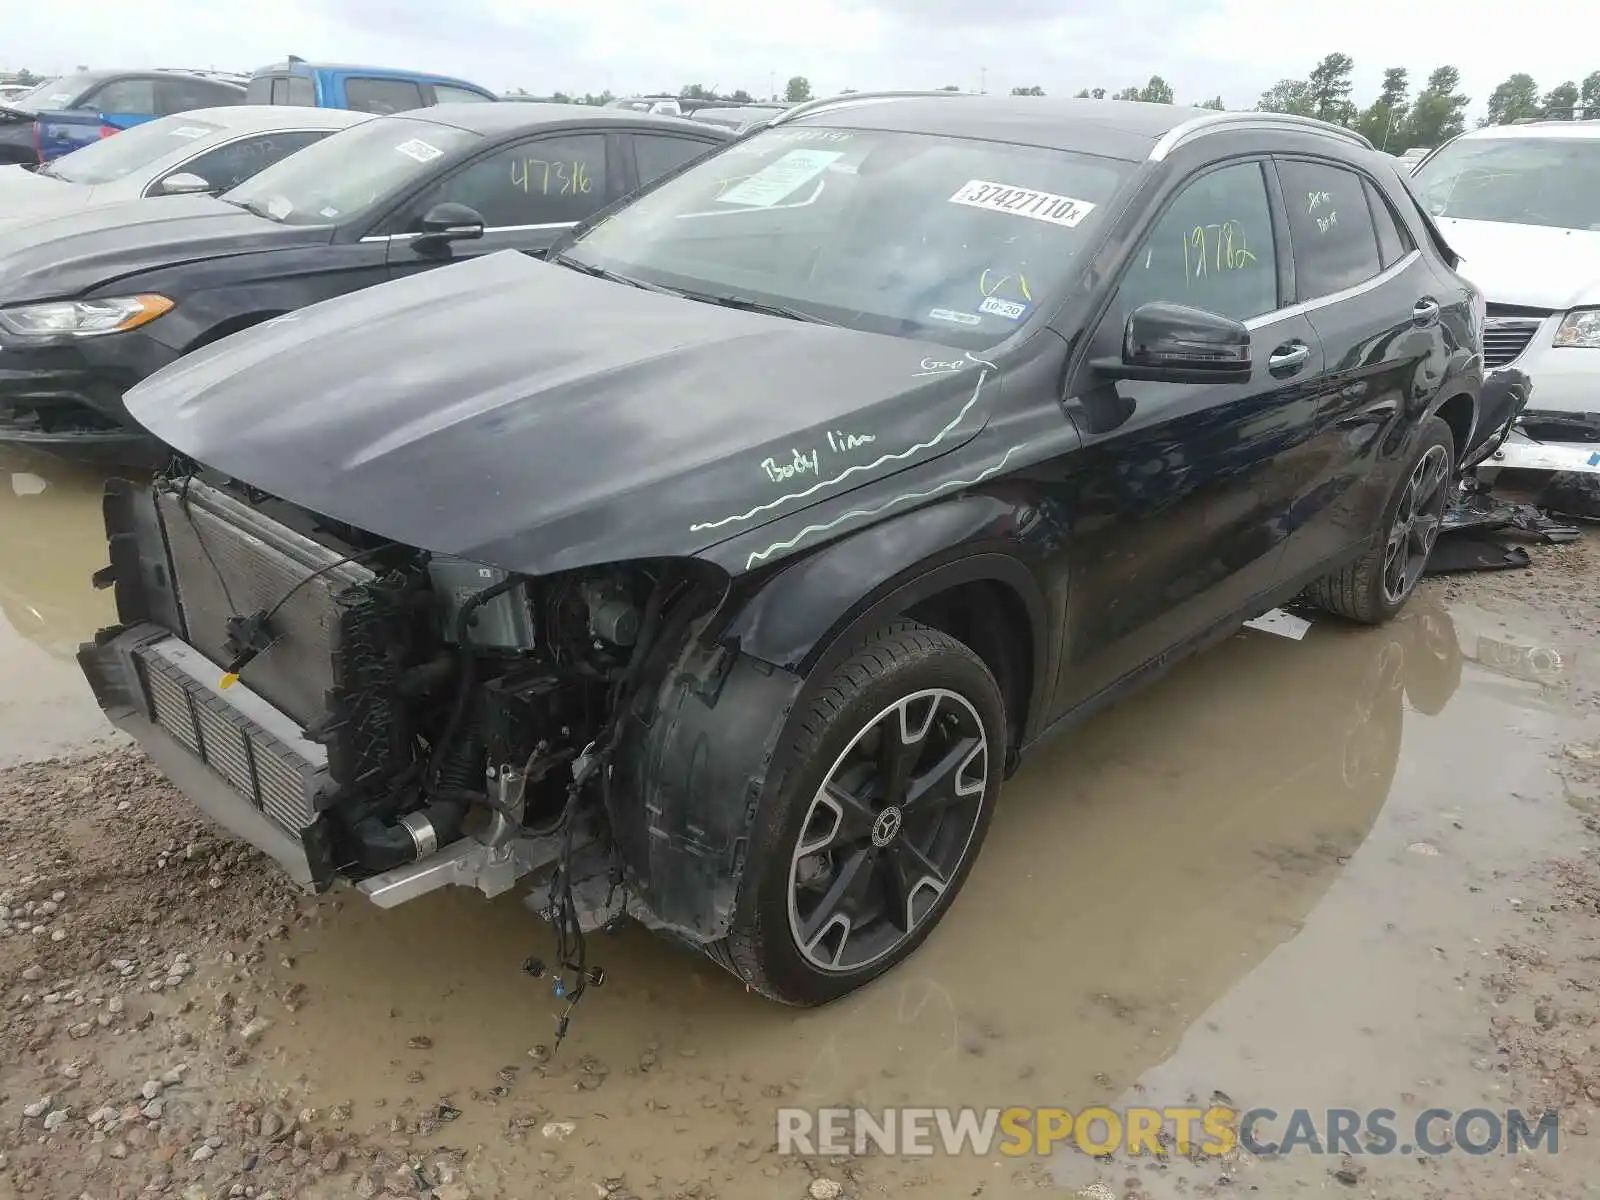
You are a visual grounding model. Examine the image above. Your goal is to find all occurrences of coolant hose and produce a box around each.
[347,796,467,873]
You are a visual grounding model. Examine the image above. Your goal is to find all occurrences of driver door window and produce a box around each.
[1114,160,1280,324]
[154,130,330,196]
[400,134,609,230]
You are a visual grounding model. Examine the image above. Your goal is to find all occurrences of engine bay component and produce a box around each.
[428,555,538,650]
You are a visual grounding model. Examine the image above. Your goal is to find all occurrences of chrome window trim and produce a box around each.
[1150,113,1373,163]
[360,220,578,243]
[138,127,337,198]
[1243,248,1421,329]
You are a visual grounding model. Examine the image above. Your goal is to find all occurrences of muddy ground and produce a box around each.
[3,448,1600,1200]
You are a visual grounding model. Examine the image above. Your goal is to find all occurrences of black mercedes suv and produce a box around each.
[80,94,1491,1009]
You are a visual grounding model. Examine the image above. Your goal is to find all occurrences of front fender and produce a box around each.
[719,493,1054,739]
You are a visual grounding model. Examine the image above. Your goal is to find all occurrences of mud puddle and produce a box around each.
[3,448,1599,1199]
[255,581,1600,1197]
[0,450,123,767]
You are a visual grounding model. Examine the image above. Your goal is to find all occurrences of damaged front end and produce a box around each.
[77,470,800,946]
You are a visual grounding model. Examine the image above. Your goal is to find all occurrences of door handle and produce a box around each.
[1412,297,1441,325]
[1267,342,1311,376]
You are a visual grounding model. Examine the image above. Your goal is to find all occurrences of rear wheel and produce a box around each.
[1306,415,1454,625]
[719,619,1004,1005]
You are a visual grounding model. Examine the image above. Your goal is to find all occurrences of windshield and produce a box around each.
[3,74,97,114]
[561,125,1131,349]
[1412,136,1600,230]
[47,115,224,185]
[221,115,479,225]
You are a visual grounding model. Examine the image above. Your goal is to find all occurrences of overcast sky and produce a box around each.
[9,0,1596,117]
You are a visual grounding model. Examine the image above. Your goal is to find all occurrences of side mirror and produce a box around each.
[159,172,213,196]
[417,202,485,243]
[1093,301,1252,384]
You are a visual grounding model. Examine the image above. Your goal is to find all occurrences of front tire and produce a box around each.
[1306,415,1454,625]
[721,619,1004,1005]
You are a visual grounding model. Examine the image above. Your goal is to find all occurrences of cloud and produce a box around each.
[9,0,1600,118]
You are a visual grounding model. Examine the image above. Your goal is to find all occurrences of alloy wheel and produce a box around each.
[1381,445,1450,605]
[787,688,989,973]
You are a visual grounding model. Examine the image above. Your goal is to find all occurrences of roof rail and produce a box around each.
[766,89,969,128]
[1149,110,1374,161]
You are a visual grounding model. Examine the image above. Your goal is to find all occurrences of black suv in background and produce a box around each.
[0,103,730,464]
[0,70,246,165]
[83,97,1488,1008]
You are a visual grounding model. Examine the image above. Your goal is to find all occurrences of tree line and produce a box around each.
[1257,54,1600,149]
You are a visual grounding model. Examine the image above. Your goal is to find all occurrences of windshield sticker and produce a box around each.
[716,149,843,207]
[979,296,1028,321]
[394,138,444,164]
[948,179,1096,228]
[319,206,341,218]
[266,196,293,220]
[928,308,982,326]
[47,93,70,106]
[168,126,209,139]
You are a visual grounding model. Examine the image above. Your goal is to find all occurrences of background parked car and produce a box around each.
[244,57,497,112]
[688,102,792,132]
[0,106,370,226]
[1410,119,1600,481]
[1,70,246,165]
[0,103,731,464]
[0,82,47,103]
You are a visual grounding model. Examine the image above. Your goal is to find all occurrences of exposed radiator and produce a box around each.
[153,480,374,725]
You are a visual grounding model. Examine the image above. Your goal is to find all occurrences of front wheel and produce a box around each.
[720,619,1004,1005]
[1305,415,1455,625]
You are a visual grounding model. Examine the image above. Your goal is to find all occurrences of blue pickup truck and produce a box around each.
[0,70,246,165]
[243,58,498,113]
[4,61,496,166]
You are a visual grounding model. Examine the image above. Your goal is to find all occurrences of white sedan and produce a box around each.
[0,105,371,224]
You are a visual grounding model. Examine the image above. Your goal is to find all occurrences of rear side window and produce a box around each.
[1364,179,1415,268]
[633,134,716,186]
[86,78,157,114]
[346,78,426,115]
[1276,159,1384,301]
[433,85,492,104]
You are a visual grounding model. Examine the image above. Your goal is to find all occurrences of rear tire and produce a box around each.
[718,619,1004,1005]
[1305,415,1454,625]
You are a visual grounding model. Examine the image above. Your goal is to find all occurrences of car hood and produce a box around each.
[1438,216,1600,311]
[126,250,1001,576]
[0,194,328,302]
[0,162,83,212]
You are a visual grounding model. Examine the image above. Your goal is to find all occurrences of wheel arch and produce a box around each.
[1432,390,1477,465]
[184,311,286,354]
[720,497,1050,757]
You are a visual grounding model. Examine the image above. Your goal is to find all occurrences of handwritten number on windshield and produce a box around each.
[1182,220,1257,280]
[511,158,593,196]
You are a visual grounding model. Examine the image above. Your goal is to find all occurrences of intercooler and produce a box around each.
[78,476,403,888]
[153,479,375,725]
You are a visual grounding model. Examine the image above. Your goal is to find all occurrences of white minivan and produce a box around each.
[1411,122,1600,479]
